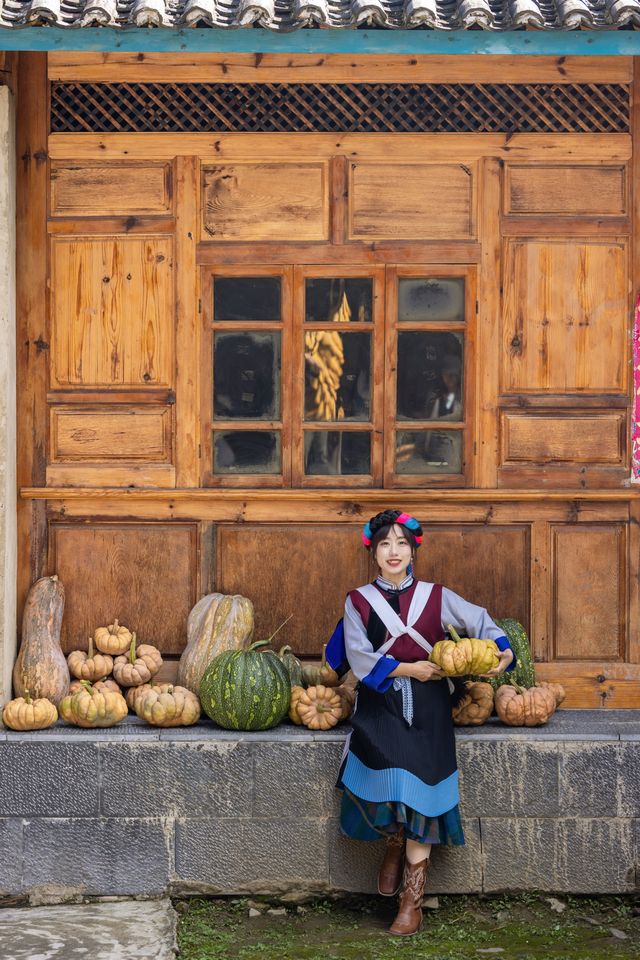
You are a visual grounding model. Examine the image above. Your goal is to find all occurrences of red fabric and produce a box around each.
[348,580,444,662]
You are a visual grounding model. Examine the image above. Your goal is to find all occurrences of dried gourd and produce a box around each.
[2,690,58,731]
[13,575,69,705]
[495,680,557,727]
[67,637,114,682]
[134,684,201,727]
[296,684,342,731]
[59,680,128,728]
[177,594,254,696]
[94,619,133,656]
[452,681,494,726]
[302,644,340,688]
[113,634,163,688]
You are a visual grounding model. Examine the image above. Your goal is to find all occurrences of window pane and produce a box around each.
[214,332,280,420]
[396,430,463,475]
[396,331,463,421]
[305,278,373,323]
[398,278,465,323]
[214,431,281,474]
[304,431,371,475]
[214,277,281,321]
[304,331,371,421]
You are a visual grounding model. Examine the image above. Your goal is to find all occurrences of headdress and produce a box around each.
[362,509,423,548]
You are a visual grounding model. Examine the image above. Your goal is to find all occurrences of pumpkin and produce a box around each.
[13,575,69,706]
[2,690,58,731]
[538,681,566,707]
[59,680,128,728]
[177,593,254,696]
[278,645,304,687]
[200,638,291,731]
[335,683,356,721]
[452,681,494,726]
[67,637,114,682]
[296,684,342,730]
[494,680,557,727]
[70,677,121,696]
[113,634,163,687]
[302,644,340,688]
[93,619,133,656]
[429,628,474,677]
[473,618,536,690]
[288,685,306,725]
[125,681,174,712]
[134,684,201,727]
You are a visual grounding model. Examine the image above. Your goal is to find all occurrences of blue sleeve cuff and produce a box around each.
[363,656,400,693]
[495,635,517,672]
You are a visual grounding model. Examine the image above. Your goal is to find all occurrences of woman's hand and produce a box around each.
[478,648,514,677]
[409,660,444,683]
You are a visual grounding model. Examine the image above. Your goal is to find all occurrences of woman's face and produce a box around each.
[374,524,413,583]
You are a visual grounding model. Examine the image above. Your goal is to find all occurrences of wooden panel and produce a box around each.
[501,413,625,464]
[50,407,172,462]
[413,525,530,631]
[552,524,626,661]
[50,162,172,217]
[502,240,628,393]
[50,236,174,387]
[350,162,474,240]
[175,156,200,487]
[49,522,197,655]
[201,162,328,241]
[216,524,369,657]
[504,164,627,217]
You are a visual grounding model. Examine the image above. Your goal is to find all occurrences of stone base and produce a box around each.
[0,711,638,901]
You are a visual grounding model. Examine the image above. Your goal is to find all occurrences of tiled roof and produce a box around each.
[1,0,640,31]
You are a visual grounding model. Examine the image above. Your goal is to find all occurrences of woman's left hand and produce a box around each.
[478,649,514,677]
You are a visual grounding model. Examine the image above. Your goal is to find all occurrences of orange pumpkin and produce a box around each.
[495,681,557,726]
[288,685,306,725]
[538,681,566,707]
[301,645,340,688]
[452,681,494,726]
[67,637,114,682]
[113,634,163,687]
[296,684,342,730]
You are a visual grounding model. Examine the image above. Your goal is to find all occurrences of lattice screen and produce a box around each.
[50,82,630,134]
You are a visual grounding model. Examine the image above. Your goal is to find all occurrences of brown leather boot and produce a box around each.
[389,857,429,936]
[377,829,405,896]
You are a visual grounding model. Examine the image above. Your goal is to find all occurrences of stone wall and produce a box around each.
[0,712,638,902]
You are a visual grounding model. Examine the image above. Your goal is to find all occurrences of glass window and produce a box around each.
[396,430,463,475]
[305,278,373,324]
[304,431,371,475]
[304,331,371,422]
[213,332,281,420]
[214,277,281,321]
[214,431,281,474]
[396,332,463,422]
[398,278,465,323]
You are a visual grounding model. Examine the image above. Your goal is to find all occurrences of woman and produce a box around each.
[327,509,516,936]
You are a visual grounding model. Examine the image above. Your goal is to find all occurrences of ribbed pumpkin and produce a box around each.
[538,681,566,707]
[2,691,58,731]
[429,628,474,677]
[302,644,340,688]
[495,680,557,726]
[13,575,69,706]
[278,645,304,687]
[177,593,254,696]
[288,685,306,725]
[70,678,121,697]
[452,681,494,726]
[93,619,133,656]
[125,681,174,712]
[59,680,128,728]
[200,639,291,731]
[134,684,201,727]
[113,634,162,687]
[67,637,114,682]
[296,684,342,730]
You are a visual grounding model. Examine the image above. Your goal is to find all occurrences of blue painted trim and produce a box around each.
[2,26,640,55]
[341,752,459,817]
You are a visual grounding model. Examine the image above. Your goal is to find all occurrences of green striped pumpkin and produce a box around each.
[481,618,536,690]
[200,639,291,731]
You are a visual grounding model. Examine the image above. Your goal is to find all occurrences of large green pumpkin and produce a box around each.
[200,639,291,731]
[472,618,536,690]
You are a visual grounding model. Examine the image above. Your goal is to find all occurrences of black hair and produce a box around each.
[366,509,422,556]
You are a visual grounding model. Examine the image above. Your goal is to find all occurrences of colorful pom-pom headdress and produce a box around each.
[362,509,423,548]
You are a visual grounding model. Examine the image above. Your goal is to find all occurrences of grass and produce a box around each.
[175,892,640,960]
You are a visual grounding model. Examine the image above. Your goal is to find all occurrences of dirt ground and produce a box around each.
[175,892,640,960]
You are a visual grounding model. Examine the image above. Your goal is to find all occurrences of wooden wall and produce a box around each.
[15,52,640,706]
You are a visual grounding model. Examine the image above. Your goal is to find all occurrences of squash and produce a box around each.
[70,677,120,697]
[288,685,306,725]
[474,618,537,690]
[494,680,557,727]
[59,680,128,728]
[200,638,291,731]
[296,684,342,730]
[125,681,174,712]
[113,634,163,687]
[13,575,69,706]
[67,637,114,682]
[2,690,58,731]
[452,681,494,726]
[335,683,356,722]
[177,593,254,696]
[134,684,201,727]
[538,681,566,707]
[302,644,340,688]
[429,628,474,677]
[93,619,133,656]
[278,645,304,687]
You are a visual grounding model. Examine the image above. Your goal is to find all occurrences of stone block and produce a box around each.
[0,743,99,816]
[457,741,560,817]
[175,817,329,893]
[482,817,637,893]
[100,741,253,817]
[560,742,640,818]
[252,741,343,818]
[23,818,172,897]
[0,818,22,895]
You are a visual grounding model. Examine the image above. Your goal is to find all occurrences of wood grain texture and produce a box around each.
[349,162,475,240]
[502,239,629,393]
[50,236,174,387]
[552,523,626,661]
[501,412,625,464]
[50,162,173,217]
[197,241,481,265]
[201,162,328,241]
[504,164,628,217]
[45,464,176,488]
[49,522,198,654]
[50,406,172,462]
[175,156,200,487]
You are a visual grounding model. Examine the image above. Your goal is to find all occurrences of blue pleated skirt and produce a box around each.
[339,787,465,845]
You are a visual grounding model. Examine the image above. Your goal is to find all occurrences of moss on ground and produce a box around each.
[175,892,639,960]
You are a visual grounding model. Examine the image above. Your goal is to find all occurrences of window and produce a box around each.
[202,264,474,488]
